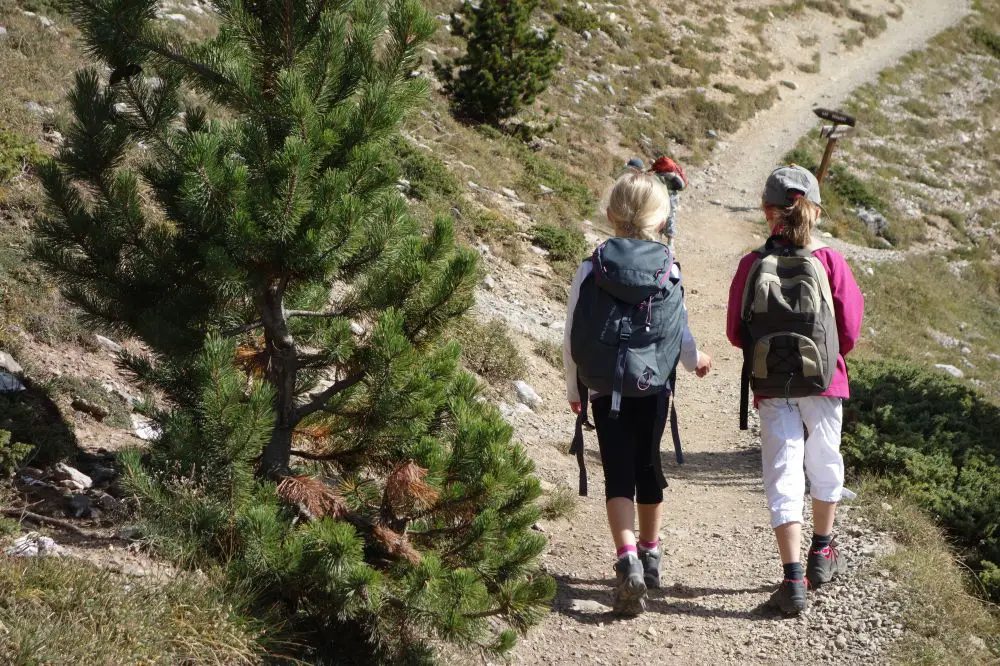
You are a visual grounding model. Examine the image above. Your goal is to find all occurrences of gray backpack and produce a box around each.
[568,238,686,495]
[739,236,839,430]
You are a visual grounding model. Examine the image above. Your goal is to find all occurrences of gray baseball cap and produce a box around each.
[763,165,821,207]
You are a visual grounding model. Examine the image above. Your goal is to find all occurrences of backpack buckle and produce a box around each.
[619,327,631,342]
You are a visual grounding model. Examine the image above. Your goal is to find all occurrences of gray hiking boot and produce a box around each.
[637,543,662,589]
[806,539,847,588]
[612,553,647,616]
[767,578,807,616]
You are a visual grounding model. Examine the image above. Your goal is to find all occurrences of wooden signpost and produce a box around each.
[812,107,858,184]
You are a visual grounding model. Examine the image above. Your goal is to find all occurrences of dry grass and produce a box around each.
[858,483,1000,664]
[0,554,264,664]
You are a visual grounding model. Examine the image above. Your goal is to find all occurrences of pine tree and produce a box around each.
[437,0,561,127]
[34,0,553,660]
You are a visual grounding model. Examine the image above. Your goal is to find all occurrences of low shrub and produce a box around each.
[453,317,527,384]
[530,223,585,262]
[843,359,1000,601]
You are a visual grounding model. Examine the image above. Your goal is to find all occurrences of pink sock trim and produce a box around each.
[616,545,637,558]
[639,539,659,550]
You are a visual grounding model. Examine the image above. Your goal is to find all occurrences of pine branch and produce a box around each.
[2,508,90,537]
[223,310,342,337]
[294,373,364,421]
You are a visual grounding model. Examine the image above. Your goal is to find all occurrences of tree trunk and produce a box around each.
[255,279,299,478]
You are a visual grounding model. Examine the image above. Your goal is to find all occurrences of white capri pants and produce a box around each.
[759,396,844,529]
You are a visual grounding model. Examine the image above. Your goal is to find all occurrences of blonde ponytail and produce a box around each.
[604,171,671,241]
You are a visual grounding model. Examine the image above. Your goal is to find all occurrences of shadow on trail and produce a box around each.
[552,573,779,625]
[658,447,762,490]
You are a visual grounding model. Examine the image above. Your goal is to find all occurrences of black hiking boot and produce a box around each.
[806,538,846,589]
[637,543,662,590]
[612,553,647,616]
[767,578,807,616]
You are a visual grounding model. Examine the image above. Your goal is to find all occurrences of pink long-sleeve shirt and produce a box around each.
[726,245,864,400]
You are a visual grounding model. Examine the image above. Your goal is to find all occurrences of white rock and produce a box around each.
[514,402,533,415]
[961,346,972,355]
[131,414,162,441]
[113,102,129,114]
[514,381,542,409]
[0,372,25,392]
[539,184,554,195]
[6,533,66,557]
[0,351,22,374]
[476,243,491,256]
[350,321,365,336]
[0,26,8,38]
[38,15,53,28]
[165,12,188,21]
[709,199,723,206]
[483,275,496,291]
[780,80,798,90]
[934,364,964,379]
[568,598,610,613]
[988,353,1000,362]
[500,187,519,200]
[55,463,93,490]
[822,232,833,238]
[530,246,550,257]
[24,101,45,115]
[95,334,123,353]
[864,266,874,276]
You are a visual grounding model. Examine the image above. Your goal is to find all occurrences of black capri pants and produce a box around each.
[591,394,665,505]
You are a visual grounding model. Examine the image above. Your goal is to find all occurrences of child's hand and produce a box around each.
[569,401,582,414]
[695,352,713,378]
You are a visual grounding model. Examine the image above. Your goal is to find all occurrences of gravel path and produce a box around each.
[462,2,974,664]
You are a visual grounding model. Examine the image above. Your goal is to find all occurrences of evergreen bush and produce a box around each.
[33,0,552,660]
[436,0,561,127]
[843,359,1000,602]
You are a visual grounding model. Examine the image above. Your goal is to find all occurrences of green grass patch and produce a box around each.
[392,137,461,202]
[533,339,563,370]
[971,26,1000,58]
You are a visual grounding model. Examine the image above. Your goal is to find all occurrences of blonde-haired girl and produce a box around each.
[726,165,864,615]
[563,170,712,615]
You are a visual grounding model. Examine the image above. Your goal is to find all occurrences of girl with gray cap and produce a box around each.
[725,165,864,615]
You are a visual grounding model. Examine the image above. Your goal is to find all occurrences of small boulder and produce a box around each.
[54,463,93,490]
[856,207,889,236]
[67,493,94,518]
[94,334,123,353]
[71,397,109,421]
[538,184,555,195]
[0,351,22,374]
[131,414,162,441]
[6,533,66,557]
[514,381,542,410]
[483,275,496,291]
[500,187,519,200]
[780,80,799,90]
[165,12,188,21]
[934,364,964,379]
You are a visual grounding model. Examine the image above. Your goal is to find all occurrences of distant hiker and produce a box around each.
[650,156,688,249]
[564,171,713,615]
[726,165,864,616]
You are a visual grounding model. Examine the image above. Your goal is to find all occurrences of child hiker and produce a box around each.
[726,165,864,615]
[564,171,712,615]
[650,156,687,249]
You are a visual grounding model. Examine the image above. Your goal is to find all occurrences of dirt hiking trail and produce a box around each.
[475,2,973,664]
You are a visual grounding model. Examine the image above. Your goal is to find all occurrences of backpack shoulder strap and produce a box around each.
[568,374,591,497]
